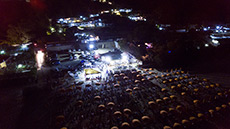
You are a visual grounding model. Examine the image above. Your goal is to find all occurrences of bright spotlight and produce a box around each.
[212,39,219,44]
[21,44,29,51]
[17,64,23,69]
[121,53,129,62]
[89,44,94,49]
[36,51,44,70]
[0,50,5,54]
[105,56,112,63]
[102,56,112,63]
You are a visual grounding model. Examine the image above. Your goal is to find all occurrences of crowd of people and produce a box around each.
[49,68,230,129]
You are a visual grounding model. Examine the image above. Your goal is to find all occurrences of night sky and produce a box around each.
[0,0,230,37]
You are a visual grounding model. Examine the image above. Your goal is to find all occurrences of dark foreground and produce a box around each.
[1,67,230,129]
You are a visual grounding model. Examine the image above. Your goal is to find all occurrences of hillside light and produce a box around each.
[212,39,219,44]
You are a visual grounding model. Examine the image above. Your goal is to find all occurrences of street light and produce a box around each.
[0,50,5,54]
[17,64,23,69]
[21,44,29,51]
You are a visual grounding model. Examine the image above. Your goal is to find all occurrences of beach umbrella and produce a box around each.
[155,76,159,79]
[133,87,140,90]
[179,77,183,80]
[184,76,188,79]
[176,105,183,111]
[168,108,176,113]
[181,71,184,74]
[124,108,132,115]
[197,113,204,118]
[216,107,221,111]
[174,78,178,81]
[148,101,156,108]
[141,78,146,82]
[76,86,82,90]
[121,122,130,128]
[85,84,91,87]
[126,89,132,93]
[131,71,136,74]
[98,104,105,110]
[182,119,189,125]
[120,73,125,76]
[171,86,176,90]
[163,126,172,129]
[181,92,186,96]
[114,74,119,77]
[77,100,83,106]
[135,80,140,83]
[162,80,167,84]
[209,109,214,115]
[148,101,155,105]
[163,97,170,101]
[114,84,120,88]
[142,73,147,76]
[141,116,150,122]
[156,99,162,104]
[210,84,215,88]
[147,77,153,80]
[56,115,65,122]
[94,96,101,100]
[189,116,197,122]
[160,110,168,115]
[173,123,181,129]
[132,119,141,127]
[170,95,176,100]
[149,68,153,70]
[193,100,199,104]
[76,81,84,85]
[194,88,199,92]
[136,74,141,78]
[222,104,227,109]
[161,74,165,77]
[161,88,167,92]
[124,76,129,80]
[111,126,119,129]
[107,102,115,107]
[217,92,222,96]
[169,79,173,82]
[216,83,220,87]
[143,69,149,72]
[203,78,208,82]
[95,82,101,86]
[149,72,153,75]
[114,111,122,117]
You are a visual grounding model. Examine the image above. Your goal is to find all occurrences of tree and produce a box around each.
[6,24,31,45]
